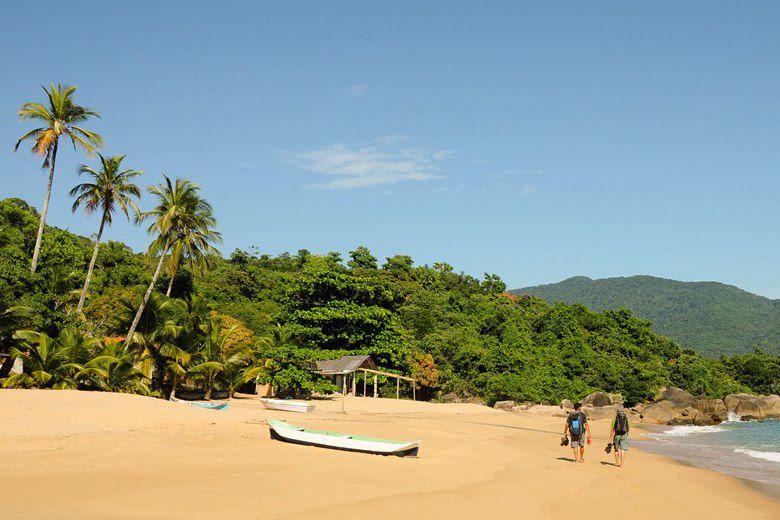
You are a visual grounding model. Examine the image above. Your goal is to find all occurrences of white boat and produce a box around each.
[267,418,420,457]
[260,398,315,413]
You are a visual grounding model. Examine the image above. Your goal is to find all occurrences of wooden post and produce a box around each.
[362,370,366,397]
[373,374,378,398]
[413,382,416,401]
[396,377,400,399]
[351,373,356,395]
[342,373,346,414]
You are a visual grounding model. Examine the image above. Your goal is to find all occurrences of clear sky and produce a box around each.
[1,1,779,296]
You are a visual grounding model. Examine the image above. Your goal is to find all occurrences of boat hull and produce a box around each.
[259,398,315,413]
[267,419,419,457]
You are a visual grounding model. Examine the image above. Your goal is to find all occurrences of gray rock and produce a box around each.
[581,391,612,407]
[659,387,696,409]
[582,404,621,421]
[493,400,516,411]
[560,399,574,410]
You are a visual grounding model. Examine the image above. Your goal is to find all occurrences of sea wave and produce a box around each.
[734,448,780,463]
[654,425,728,437]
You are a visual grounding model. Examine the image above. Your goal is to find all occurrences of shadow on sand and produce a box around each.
[557,457,576,463]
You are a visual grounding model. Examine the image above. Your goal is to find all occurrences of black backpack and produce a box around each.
[614,411,628,435]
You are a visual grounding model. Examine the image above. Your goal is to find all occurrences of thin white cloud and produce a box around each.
[344,83,368,97]
[283,139,450,190]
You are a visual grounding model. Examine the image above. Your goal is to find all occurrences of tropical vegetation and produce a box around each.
[2,83,777,406]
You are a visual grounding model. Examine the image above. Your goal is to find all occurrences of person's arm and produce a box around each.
[564,422,569,436]
[585,420,591,439]
[609,418,615,443]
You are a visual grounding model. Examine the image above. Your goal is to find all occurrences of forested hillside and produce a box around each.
[2,198,778,405]
[514,276,780,357]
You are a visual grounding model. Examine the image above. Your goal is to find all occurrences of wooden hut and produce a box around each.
[312,355,417,400]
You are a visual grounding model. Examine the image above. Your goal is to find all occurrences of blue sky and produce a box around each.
[2,2,779,296]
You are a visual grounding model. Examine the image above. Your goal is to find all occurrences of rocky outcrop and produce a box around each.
[640,388,721,425]
[560,399,574,410]
[493,400,516,411]
[724,394,780,419]
[582,404,621,421]
[659,387,697,409]
[581,391,612,407]
[523,404,569,417]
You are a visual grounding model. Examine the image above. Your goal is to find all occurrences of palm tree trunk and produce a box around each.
[30,140,58,274]
[76,210,107,314]
[165,264,178,297]
[124,238,170,347]
[170,377,178,399]
[205,374,213,401]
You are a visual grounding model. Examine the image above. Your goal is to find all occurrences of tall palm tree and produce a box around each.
[125,177,219,345]
[13,83,102,274]
[164,222,222,297]
[70,154,142,314]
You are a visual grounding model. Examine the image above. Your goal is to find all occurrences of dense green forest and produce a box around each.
[514,276,780,358]
[3,198,778,405]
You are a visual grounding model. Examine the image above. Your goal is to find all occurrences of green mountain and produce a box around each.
[512,276,780,357]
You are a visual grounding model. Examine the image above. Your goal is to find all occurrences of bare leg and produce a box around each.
[572,446,579,462]
[614,447,620,466]
[619,450,626,467]
[579,446,585,463]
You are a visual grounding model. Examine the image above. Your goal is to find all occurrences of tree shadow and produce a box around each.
[557,457,576,463]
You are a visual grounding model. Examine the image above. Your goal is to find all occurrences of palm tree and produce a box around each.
[121,292,184,392]
[124,177,219,345]
[1,330,91,389]
[164,222,222,297]
[189,316,247,400]
[78,342,150,394]
[14,83,102,274]
[70,154,142,313]
[0,304,33,378]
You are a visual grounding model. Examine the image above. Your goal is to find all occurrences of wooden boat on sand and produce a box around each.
[267,418,420,457]
[259,398,315,413]
[171,397,229,410]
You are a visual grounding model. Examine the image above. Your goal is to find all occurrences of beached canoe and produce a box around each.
[259,398,315,413]
[171,398,229,411]
[267,418,420,457]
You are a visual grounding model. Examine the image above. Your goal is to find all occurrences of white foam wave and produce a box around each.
[734,449,780,463]
[657,425,728,437]
[726,411,741,422]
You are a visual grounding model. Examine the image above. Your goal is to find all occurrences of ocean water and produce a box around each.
[636,419,780,495]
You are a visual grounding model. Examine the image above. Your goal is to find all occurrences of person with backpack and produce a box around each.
[564,402,591,463]
[609,408,630,467]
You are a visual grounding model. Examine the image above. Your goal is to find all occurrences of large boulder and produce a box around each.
[724,394,763,417]
[758,395,780,418]
[640,400,685,424]
[493,400,516,411]
[439,392,461,403]
[582,404,621,421]
[659,387,696,409]
[724,394,780,419]
[581,391,612,407]
[694,398,728,422]
[560,399,574,410]
[524,404,569,417]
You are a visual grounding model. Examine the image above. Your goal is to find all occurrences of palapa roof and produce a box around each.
[313,355,376,375]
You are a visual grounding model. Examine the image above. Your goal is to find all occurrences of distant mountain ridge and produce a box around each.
[512,275,780,357]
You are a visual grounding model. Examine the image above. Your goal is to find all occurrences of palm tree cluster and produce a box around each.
[3,293,265,399]
[8,82,234,398]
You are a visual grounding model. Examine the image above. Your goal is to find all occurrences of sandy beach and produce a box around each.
[0,390,777,519]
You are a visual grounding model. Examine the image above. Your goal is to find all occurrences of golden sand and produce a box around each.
[0,389,777,519]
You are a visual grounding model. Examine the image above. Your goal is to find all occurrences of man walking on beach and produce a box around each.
[609,408,630,467]
[564,402,591,463]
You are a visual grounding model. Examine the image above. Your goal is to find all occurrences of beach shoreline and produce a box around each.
[1,389,778,519]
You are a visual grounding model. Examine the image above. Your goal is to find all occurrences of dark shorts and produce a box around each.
[570,436,586,448]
